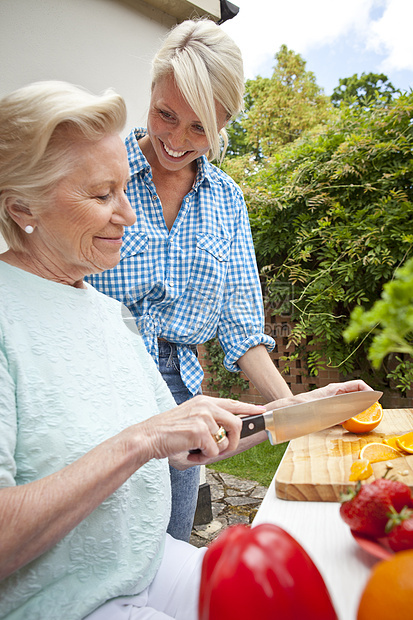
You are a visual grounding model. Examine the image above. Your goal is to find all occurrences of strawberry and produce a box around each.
[385,507,413,552]
[340,478,413,538]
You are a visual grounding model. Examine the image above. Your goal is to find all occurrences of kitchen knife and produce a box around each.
[240,390,383,445]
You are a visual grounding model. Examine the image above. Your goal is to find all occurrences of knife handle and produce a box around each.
[240,414,266,439]
[189,414,267,454]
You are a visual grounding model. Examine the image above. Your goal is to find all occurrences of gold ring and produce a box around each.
[213,426,227,444]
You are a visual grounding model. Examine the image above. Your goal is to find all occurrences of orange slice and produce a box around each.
[395,431,413,454]
[383,435,401,450]
[349,458,373,481]
[360,442,402,463]
[342,402,383,434]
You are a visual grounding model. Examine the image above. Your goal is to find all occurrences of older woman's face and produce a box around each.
[35,133,136,282]
[147,74,228,172]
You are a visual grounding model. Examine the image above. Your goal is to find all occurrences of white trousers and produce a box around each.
[85,535,207,620]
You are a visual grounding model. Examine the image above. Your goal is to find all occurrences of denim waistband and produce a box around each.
[157,340,198,357]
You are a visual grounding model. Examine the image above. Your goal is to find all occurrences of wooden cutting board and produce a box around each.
[275,408,413,501]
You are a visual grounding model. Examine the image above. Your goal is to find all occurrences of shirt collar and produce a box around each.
[125,128,151,176]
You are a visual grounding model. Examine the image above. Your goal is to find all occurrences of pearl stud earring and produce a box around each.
[24,225,34,234]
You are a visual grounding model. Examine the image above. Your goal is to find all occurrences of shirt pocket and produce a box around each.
[119,232,153,303]
[120,231,149,259]
[189,233,231,302]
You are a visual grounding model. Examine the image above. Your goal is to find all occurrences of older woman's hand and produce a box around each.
[139,396,266,462]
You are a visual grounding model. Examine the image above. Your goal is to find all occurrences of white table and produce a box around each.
[253,473,379,620]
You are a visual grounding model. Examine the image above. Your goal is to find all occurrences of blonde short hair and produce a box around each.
[151,19,244,162]
[0,81,127,251]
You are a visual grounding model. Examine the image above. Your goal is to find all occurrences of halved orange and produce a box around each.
[360,442,402,463]
[395,432,413,454]
[342,402,383,434]
[349,458,373,481]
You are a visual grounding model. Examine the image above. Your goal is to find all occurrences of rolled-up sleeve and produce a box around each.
[216,188,275,372]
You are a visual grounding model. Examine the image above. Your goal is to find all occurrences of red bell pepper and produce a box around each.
[198,523,337,620]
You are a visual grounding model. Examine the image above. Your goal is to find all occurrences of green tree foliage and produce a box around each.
[225,90,254,158]
[331,72,399,108]
[225,115,249,158]
[243,92,413,389]
[228,45,331,160]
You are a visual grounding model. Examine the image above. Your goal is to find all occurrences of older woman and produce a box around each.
[0,81,371,620]
[86,18,295,542]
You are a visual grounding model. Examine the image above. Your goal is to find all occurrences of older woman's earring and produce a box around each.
[24,225,34,234]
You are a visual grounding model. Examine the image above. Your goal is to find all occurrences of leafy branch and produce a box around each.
[344,257,413,390]
[203,338,250,399]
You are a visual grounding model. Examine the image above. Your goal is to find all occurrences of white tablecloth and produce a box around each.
[252,474,380,620]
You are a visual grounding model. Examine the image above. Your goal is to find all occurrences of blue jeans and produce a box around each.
[158,340,201,542]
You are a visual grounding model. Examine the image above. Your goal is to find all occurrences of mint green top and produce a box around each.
[0,261,176,620]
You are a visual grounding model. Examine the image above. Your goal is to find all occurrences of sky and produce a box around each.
[221,0,413,96]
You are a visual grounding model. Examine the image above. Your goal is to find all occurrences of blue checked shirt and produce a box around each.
[86,129,274,394]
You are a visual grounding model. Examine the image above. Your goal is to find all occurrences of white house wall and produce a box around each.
[0,0,178,128]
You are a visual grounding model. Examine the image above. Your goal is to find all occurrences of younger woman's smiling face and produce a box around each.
[146,74,228,172]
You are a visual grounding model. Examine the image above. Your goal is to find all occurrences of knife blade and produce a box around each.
[240,390,383,445]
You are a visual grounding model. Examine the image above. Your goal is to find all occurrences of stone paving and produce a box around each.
[189,469,268,548]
